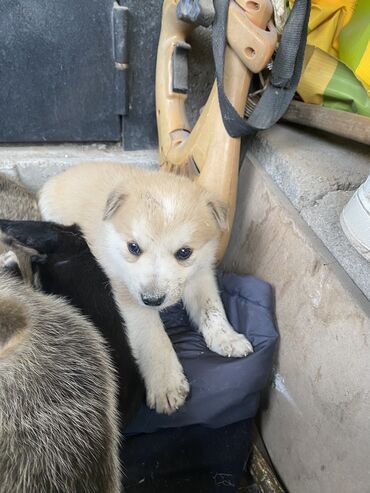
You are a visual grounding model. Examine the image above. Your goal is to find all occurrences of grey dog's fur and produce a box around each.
[0,262,121,493]
[0,175,121,492]
[0,173,41,287]
[0,172,41,220]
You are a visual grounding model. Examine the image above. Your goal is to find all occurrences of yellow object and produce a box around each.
[299,45,337,105]
[305,1,355,56]
[291,0,370,114]
[356,40,370,92]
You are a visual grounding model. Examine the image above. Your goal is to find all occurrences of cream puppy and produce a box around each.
[39,162,253,414]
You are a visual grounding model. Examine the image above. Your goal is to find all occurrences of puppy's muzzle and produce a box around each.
[141,294,166,307]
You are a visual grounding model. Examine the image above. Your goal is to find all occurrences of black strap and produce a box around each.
[212,0,311,137]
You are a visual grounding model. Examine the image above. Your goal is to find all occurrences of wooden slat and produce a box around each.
[282,101,370,146]
[249,445,286,493]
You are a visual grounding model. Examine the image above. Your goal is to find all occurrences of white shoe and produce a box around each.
[340,175,370,262]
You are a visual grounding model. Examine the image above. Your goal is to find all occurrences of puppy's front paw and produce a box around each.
[146,365,190,415]
[202,320,253,358]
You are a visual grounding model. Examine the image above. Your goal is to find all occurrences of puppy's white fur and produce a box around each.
[39,162,253,414]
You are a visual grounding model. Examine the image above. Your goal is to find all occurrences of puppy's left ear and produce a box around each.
[103,190,127,220]
[207,198,229,231]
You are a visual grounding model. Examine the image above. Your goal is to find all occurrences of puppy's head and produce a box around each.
[102,171,227,309]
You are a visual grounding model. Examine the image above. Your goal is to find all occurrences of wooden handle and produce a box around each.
[156,0,277,260]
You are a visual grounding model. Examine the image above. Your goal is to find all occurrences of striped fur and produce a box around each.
[0,267,121,493]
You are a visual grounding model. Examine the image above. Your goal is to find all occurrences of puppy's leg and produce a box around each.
[183,269,253,357]
[113,283,189,414]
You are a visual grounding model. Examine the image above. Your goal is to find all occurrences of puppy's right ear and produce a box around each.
[207,199,229,232]
[103,190,126,220]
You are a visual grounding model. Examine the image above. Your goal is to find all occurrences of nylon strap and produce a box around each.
[212,0,311,137]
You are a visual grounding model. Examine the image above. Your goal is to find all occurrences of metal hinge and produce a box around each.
[112,3,129,116]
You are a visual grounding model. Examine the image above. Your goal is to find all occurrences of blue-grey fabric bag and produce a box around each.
[127,272,278,434]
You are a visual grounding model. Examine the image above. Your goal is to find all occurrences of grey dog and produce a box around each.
[0,173,121,492]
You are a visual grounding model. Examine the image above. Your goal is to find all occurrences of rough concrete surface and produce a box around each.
[0,144,158,192]
[247,124,370,300]
[301,190,370,300]
[247,124,370,211]
[223,157,370,493]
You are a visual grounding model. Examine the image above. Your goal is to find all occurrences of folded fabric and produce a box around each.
[126,272,278,434]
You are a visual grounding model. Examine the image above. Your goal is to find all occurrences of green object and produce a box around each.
[339,0,370,76]
[324,59,370,116]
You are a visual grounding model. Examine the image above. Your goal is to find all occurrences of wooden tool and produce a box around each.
[283,100,370,147]
[156,0,277,259]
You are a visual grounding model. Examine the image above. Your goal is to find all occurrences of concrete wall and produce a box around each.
[0,145,158,192]
[223,155,370,493]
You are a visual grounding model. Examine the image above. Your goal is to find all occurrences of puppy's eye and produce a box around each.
[175,247,193,261]
[127,242,142,256]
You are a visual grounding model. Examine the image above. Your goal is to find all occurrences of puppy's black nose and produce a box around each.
[141,294,166,307]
